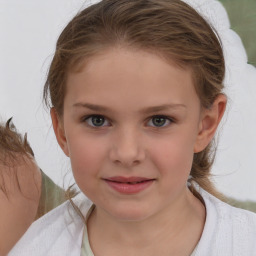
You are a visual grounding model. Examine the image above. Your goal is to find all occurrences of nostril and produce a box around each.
[109,145,145,166]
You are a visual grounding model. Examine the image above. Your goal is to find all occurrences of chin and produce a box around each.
[107,203,155,222]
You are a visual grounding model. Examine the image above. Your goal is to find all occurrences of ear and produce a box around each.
[50,108,70,157]
[194,94,227,153]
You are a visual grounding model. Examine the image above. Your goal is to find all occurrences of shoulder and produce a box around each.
[196,187,256,255]
[202,188,256,229]
[8,195,93,256]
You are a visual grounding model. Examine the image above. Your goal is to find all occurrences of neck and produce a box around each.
[87,188,205,256]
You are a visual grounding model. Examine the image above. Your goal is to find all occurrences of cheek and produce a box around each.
[67,133,107,179]
[149,134,195,179]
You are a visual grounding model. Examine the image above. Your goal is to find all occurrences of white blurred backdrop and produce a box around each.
[1,0,256,200]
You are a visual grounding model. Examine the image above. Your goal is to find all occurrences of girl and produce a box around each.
[9,0,256,255]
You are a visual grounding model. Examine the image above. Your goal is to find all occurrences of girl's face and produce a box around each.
[53,48,216,221]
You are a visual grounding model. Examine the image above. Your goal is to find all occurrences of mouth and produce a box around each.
[103,176,155,194]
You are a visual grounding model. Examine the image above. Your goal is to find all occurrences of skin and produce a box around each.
[51,48,226,256]
[0,155,41,256]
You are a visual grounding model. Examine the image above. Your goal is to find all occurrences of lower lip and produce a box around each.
[105,180,154,194]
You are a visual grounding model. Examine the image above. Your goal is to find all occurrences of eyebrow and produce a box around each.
[72,102,187,114]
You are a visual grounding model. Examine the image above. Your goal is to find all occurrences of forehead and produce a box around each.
[65,48,199,112]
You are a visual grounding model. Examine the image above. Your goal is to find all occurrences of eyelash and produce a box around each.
[81,115,175,128]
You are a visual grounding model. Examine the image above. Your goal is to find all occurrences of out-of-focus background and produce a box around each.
[219,0,256,66]
[0,0,256,201]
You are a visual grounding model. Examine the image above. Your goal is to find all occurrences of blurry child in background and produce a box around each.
[0,118,67,255]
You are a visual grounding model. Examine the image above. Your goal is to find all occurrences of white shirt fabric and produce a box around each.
[8,187,256,256]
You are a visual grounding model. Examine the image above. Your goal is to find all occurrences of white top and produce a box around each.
[8,187,256,256]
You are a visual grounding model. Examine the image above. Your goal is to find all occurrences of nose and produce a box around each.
[109,127,146,167]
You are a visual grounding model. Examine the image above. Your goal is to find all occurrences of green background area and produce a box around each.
[219,0,256,65]
[227,197,256,213]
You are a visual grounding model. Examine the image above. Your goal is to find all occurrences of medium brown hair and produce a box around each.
[43,0,226,200]
[0,118,34,195]
[0,118,72,217]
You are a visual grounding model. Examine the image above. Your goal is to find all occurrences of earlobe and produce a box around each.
[50,108,70,157]
[194,94,227,153]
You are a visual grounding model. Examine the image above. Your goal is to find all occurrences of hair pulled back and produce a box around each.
[44,0,225,200]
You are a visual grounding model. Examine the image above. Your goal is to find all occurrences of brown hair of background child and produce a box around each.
[43,0,226,201]
[0,119,42,255]
[0,118,35,195]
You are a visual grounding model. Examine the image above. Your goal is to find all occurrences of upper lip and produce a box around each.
[104,176,155,183]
